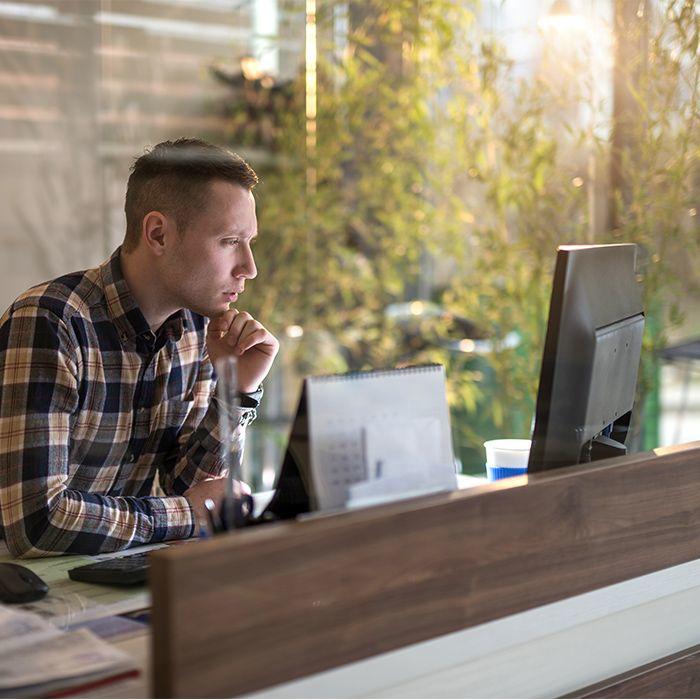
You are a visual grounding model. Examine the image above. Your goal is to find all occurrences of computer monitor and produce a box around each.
[528,244,645,473]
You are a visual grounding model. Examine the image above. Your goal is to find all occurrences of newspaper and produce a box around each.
[0,606,137,697]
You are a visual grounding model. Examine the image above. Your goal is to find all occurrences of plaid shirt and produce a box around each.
[0,247,252,558]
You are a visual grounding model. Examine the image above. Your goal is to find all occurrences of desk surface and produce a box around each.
[0,542,155,628]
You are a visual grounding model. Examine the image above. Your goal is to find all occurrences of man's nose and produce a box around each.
[234,247,257,280]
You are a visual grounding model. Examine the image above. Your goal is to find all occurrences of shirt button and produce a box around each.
[138,407,146,414]
[127,452,135,462]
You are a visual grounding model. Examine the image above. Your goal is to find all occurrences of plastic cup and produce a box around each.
[483,439,531,481]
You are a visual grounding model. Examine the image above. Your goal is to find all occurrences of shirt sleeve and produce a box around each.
[156,345,255,497]
[0,307,195,559]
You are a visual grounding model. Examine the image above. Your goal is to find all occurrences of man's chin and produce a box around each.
[183,300,229,319]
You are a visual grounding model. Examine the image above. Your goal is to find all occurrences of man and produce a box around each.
[0,138,278,558]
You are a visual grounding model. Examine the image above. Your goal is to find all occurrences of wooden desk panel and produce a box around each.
[151,442,700,698]
[571,644,700,698]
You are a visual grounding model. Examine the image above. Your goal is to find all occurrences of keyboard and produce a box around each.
[68,551,150,586]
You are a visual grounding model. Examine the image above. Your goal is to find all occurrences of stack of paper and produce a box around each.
[0,605,138,698]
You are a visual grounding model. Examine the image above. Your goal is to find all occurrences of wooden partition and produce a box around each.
[150,441,700,698]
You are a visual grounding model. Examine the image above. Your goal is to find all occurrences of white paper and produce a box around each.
[364,417,445,478]
[307,366,456,510]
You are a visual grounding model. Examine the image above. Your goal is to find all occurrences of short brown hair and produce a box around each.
[123,138,258,253]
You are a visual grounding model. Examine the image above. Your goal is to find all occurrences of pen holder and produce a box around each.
[213,356,249,528]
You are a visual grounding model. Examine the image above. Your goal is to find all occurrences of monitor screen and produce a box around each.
[528,244,645,473]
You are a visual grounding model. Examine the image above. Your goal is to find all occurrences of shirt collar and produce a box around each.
[99,247,186,345]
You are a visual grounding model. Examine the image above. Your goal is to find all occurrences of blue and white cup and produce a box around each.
[484,439,531,481]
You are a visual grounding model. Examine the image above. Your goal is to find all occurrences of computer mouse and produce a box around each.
[0,563,49,604]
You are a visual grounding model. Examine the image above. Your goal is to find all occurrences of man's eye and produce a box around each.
[224,239,239,247]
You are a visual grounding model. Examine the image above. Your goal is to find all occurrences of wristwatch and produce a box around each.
[237,384,263,409]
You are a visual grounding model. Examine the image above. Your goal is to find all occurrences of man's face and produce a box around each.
[162,180,258,318]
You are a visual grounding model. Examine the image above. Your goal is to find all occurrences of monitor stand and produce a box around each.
[588,434,627,462]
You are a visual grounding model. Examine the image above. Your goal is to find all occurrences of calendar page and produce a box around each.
[306,365,456,511]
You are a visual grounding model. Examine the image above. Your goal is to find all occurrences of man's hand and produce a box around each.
[206,308,279,392]
[184,477,251,530]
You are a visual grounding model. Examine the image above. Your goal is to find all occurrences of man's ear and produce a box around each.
[142,210,170,255]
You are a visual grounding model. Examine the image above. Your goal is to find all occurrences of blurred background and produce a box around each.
[0,0,697,486]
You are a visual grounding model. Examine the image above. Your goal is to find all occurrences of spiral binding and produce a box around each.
[307,363,444,383]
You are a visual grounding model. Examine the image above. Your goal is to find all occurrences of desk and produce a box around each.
[7,446,700,698]
[252,560,700,698]
[150,441,700,698]
[75,556,700,698]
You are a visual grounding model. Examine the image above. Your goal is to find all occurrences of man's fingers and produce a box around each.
[207,308,278,364]
[207,309,239,337]
[223,312,255,348]
[236,328,272,355]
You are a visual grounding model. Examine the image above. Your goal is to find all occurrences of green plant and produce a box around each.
[223,0,699,470]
